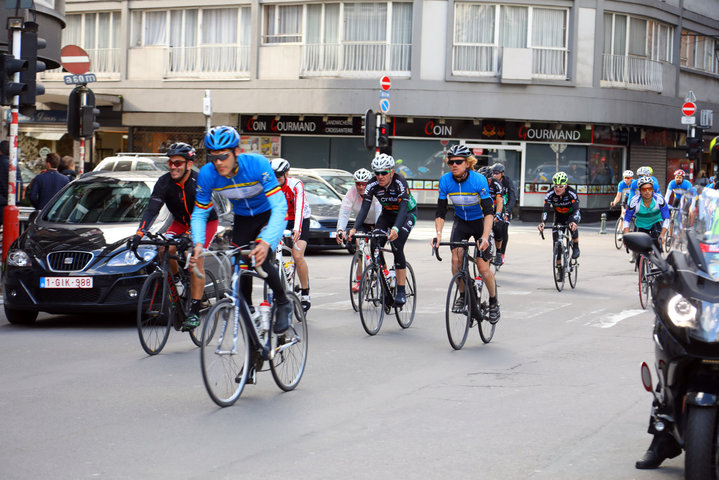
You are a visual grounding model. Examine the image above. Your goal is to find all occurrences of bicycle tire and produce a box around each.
[614,217,623,250]
[395,261,416,329]
[137,271,172,356]
[553,240,565,292]
[477,273,496,344]
[280,244,297,293]
[270,293,308,391]
[638,256,651,310]
[568,256,578,289]
[200,298,250,407]
[189,270,220,347]
[445,272,471,350]
[349,251,362,312]
[358,264,384,336]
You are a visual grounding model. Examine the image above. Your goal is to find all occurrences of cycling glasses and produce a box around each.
[553,184,567,189]
[167,160,187,168]
[374,171,391,177]
[447,159,466,166]
[207,152,231,163]
[355,182,368,187]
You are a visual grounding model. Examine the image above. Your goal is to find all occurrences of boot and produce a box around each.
[635,434,682,469]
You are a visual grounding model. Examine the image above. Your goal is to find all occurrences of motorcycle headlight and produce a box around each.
[666,293,698,328]
[309,218,322,229]
[107,246,157,267]
[6,249,31,267]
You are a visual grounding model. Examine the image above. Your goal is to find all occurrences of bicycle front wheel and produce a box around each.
[358,264,384,336]
[137,271,171,356]
[395,261,416,329]
[445,272,471,350]
[568,256,578,289]
[638,256,651,309]
[614,218,623,249]
[271,293,308,391]
[200,299,250,407]
[349,251,362,312]
[553,241,565,292]
[189,270,220,347]
[477,275,496,344]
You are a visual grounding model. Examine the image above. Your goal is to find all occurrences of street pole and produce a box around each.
[3,20,22,262]
[79,87,87,175]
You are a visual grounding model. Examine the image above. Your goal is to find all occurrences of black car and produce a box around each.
[2,171,230,325]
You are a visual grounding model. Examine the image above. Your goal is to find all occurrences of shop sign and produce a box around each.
[7,110,67,123]
[239,115,363,136]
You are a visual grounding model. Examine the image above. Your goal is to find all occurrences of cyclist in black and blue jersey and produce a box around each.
[538,171,581,259]
[431,145,500,323]
[189,125,292,337]
[610,169,634,208]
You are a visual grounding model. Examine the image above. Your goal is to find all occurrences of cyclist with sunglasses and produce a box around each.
[431,145,500,323]
[623,176,669,250]
[610,170,634,209]
[128,142,219,331]
[190,126,293,339]
[348,154,417,306]
[491,163,516,266]
[538,171,581,259]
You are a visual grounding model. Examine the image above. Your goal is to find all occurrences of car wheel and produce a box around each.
[4,306,38,325]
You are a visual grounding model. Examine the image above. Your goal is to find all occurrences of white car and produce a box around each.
[93,153,170,173]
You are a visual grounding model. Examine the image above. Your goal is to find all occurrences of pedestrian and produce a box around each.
[28,152,69,210]
[59,155,77,181]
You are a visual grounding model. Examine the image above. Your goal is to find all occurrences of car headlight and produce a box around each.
[107,246,157,267]
[6,249,31,267]
[666,293,698,328]
[309,218,321,229]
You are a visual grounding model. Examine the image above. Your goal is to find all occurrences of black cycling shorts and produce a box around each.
[450,217,491,261]
[287,218,311,243]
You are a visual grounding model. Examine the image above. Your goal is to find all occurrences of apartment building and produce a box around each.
[19,0,719,211]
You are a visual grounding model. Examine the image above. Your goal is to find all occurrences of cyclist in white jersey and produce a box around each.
[336,168,382,240]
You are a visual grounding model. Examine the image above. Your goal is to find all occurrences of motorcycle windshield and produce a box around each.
[694,188,719,280]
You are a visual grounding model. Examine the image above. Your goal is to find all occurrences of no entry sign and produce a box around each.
[61,45,91,75]
[380,76,391,91]
[682,102,697,116]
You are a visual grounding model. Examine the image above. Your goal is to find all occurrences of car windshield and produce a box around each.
[296,176,341,206]
[44,179,153,224]
[321,174,353,195]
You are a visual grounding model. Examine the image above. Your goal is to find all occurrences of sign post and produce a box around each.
[61,45,94,175]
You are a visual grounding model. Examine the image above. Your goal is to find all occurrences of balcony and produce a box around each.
[164,45,250,79]
[452,45,567,79]
[42,48,121,81]
[601,53,662,92]
[300,42,411,77]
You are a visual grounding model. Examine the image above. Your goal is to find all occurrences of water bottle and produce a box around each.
[258,301,271,332]
[267,291,273,305]
[474,276,483,297]
[174,279,184,297]
[284,260,294,279]
[250,307,262,329]
[387,269,396,288]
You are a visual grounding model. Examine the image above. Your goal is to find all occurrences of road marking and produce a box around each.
[587,309,646,328]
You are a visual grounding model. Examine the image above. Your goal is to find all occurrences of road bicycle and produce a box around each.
[263,230,298,299]
[347,236,372,312]
[199,244,308,407]
[434,240,496,349]
[611,202,627,250]
[134,232,220,356]
[540,224,578,292]
[472,231,500,276]
[354,231,416,336]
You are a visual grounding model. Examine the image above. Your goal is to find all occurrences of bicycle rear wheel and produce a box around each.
[349,252,362,312]
[614,218,623,249]
[638,256,651,309]
[445,272,471,350]
[477,275,496,344]
[189,270,220,347]
[553,241,565,292]
[395,261,416,329]
[358,264,384,336]
[200,299,250,407]
[271,293,308,391]
[137,271,171,356]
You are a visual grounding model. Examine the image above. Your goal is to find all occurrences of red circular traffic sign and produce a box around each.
[61,45,91,75]
[380,75,391,91]
[682,102,696,116]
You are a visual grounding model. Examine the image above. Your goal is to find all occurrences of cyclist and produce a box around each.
[478,166,505,264]
[491,163,516,266]
[271,158,312,312]
[128,142,218,331]
[538,172,581,259]
[623,176,670,250]
[610,170,634,209]
[348,153,417,306]
[629,166,661,199]
[664,169,697,240]
[336,168,382,293]
[189,126,292,340]
[431,145,500,323]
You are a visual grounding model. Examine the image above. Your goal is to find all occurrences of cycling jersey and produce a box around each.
[487,177,505,215]
[665,179,694,205]
[629,176,661,199]
[191,153,287,249]
[355,173,417,230]
[542,186,580,224]
[624,192,670,230]
[437,170,492,221]
[616,180,632,203]
[136,170,218,235]
[337,186,381,232]
[280,176,311,233]
[499,176,517,215]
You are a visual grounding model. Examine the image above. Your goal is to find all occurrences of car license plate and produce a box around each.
[40,277,93,289]
[329,231,337,238]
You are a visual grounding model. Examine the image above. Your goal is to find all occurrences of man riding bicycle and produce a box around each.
[624,176,670,250]
[128,142,218,332]
[348,154,416,306]
[610,170,634,209]
[189,126,292,339]
[432,145,500,323]
[491,163,515,266]
[629,166,661,199]
[538,172,581,259]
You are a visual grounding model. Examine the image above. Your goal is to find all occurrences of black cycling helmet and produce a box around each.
[491,163,505,174]
[478,166,492,178]
[447,144,472,158]
[166,142,196,162]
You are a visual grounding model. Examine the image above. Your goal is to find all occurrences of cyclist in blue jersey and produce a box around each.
[431,145,500,323]
[629,166,661,199]
[610,170,634,209]
[623,176,670,250]
[664,169,694,208]
[189,126,292,340]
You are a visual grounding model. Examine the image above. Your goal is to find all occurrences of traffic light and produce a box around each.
[363,109,376,150]
[378,123,389,148]
[81,104,100,137]
[67,87,82,139]
[687,129,703,160]
[0,53,27,105]
[68,87,97,139]
[19,22,47,116]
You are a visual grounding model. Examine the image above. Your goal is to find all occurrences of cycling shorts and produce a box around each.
[287,218,311,243]
[167,219,218,249]
[450,217,491,261]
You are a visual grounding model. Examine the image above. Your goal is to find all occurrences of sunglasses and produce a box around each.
[553,184,566,189]
[167,160,187,168]
[375,171,391,177]
[447,159,465,166]
[355,182,367,187]
[208,152,231,163]
[640,187,653,192]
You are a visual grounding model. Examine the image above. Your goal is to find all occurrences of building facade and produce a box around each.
[29,0,719,212]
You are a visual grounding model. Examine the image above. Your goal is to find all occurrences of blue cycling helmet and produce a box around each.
[204,125,240,150]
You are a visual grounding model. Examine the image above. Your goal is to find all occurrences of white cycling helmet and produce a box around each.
[353,168,373,183]
[637,176,654,189]
[271,157,290,175]
[623,170,634,178]
[636,166,651,176]
[371,153,395,171]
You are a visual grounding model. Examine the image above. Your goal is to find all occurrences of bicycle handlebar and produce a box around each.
[131,231,192,261]
[432,240,477,262]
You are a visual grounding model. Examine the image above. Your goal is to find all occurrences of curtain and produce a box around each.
[613,15,627,55]
[453,4,494,72]
[343,3,386,70]
[391,3,412,71]
[145,11,167,46]
[64,14,82,46]
[499,5,527,48]
[532,8,564,47]
[628,17,647,56]
[84,13,96,49]
[202,8,237,44]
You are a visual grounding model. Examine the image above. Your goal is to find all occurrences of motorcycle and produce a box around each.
[624,187,719,479]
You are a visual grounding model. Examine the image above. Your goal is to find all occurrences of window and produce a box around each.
[62,12,121,73]
[681,31,719,75]
[452,4,567,78]
[263,5,303,43]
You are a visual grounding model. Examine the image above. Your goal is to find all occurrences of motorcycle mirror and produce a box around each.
[640,362,653,392]
[623,232,654,254]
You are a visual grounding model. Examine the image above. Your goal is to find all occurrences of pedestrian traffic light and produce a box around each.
[0,53,28,106]
[19,22,47,116]
[378,123,390,148]
[364,109,376,150]
[81,104,100,137]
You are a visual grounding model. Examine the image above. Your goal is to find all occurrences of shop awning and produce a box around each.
[26,131,67,141]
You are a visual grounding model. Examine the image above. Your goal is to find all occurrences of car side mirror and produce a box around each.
[28,210,38,223]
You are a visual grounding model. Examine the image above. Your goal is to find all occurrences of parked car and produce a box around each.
[93,153,170,173]
[292,173,352,251]
[2,170,230,324]
[311,168,355,195]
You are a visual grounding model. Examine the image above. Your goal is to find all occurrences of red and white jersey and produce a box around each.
[280,176,311,229]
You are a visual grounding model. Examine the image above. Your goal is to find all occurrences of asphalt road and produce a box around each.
[0,220,686,479]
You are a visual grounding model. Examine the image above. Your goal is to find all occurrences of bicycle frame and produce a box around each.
[354,231,394,302]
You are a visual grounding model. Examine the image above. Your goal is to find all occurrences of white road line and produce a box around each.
[587,309,646,328]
